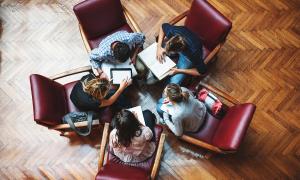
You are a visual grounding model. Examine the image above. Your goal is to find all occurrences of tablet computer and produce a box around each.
[110,68,132,85]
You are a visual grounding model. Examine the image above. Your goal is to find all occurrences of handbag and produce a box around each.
[62,111,94,136]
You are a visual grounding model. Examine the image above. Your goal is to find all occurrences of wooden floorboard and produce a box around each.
[0,0,299,179]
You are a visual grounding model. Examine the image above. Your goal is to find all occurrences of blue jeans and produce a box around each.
[156,98,164,118]
[167,53,193,85]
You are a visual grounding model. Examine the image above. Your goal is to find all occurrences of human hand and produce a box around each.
[130,55,137,65]
[156,46,166,63]
[168,67,179,76]
[119,77,132,90]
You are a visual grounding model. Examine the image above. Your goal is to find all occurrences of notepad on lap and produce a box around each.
[101,58,137,80]
[138,42,176,80]
[127,106,145,125]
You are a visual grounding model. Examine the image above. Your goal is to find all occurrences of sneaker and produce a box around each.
[159,117,166,125]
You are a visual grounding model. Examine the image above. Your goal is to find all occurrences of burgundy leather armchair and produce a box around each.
[96,123,166,180]
[167,0,232,88]
[29,66,113,135]
[179,82,256,158]
[73,0,141,53]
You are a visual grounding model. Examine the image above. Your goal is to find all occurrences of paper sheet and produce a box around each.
[127,106,145,125]
[138,43,176,80]
[101,58,137,80]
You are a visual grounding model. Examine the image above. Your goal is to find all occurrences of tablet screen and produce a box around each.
[111,69,132,84]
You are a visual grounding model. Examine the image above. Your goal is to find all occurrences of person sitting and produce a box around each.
[89,31,148,79]
[156,23,207,85]
[109,109,157,163]
[156,83,206,136]
[70,73,132,112]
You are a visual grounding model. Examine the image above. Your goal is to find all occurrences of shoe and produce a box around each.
[159,117,166,125]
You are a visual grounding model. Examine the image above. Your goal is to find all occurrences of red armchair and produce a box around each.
[179,82,256,158]
[29,66,113,135]
[96,123,166,180]
[73,0,141,53]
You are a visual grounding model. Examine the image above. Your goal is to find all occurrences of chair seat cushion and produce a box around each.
[88,24,133,50]
[107,125,163,172]
[184,112,220,144]
[212,103,256,150]
[95,163,148,180]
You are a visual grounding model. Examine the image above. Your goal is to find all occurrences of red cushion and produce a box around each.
[184,0,232,50]
[212,103,256,150]
[30,74,68,126]
[73,0,127,40]
[88,24,133,50]
[95,163,148,180]
[107,125,163,172]
[184,112,220,144]
[64,81,80,112]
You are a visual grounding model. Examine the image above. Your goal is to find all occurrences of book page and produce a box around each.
[127,106,145,125]
[138,43,176,80]
[101,58,137,80]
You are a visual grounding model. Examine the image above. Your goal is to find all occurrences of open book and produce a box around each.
[127,106,145,125]
[138,42,176,80]
[101,58,137,80]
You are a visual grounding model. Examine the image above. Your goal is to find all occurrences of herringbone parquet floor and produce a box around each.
[0,0,299,179]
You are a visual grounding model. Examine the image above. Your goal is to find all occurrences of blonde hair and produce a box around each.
[165,35,186,53]
[82,78,111,100]
[165,83,189,103]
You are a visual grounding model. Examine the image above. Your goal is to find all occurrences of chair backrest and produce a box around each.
[73,0,127,40]
[30,74,68,126]
[212,103,256,151]
[184,0,232,50]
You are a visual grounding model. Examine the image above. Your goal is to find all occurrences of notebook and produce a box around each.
[127,106,145,125]
[138,42,176,80]
[101,58,137,80]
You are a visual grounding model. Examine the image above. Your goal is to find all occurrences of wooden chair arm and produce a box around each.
[98,123,110,171]
[123,6,142,33]
[79,24,92,53]
[169,10,189,25]
[204,44,221,64]
[180,135,224,153]
[150,133,166,180]
[51,119,100,130]
[198,82,240,105]
[49,65,92,80]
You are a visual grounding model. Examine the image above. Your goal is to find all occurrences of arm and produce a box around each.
[156,26,167,63]
[163,112,183,136]
[169,67,204,77]
[99,78,132,107]
[130,33,145,64]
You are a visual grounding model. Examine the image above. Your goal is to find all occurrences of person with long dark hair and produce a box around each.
[109,109,156,163]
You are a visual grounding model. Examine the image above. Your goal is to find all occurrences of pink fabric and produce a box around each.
[198,88,208,101]
[109,126,156,163]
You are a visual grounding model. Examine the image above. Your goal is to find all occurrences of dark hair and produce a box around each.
[112,41,130,63]
[165,83,189,103]
[165,35,186,53]
[112,109,142,147]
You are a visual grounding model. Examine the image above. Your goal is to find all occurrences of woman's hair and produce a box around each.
[165,35,186,53]
[112,109,142,147]
[112,41,130,63]
[165,83,189,103]
[82,77,111,100]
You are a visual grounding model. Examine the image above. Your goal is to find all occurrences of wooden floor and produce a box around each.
[1,0,300,179]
